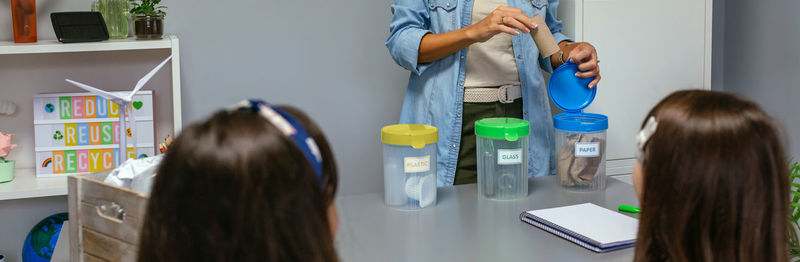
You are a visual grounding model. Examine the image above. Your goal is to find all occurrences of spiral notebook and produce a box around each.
[520,203,638,253]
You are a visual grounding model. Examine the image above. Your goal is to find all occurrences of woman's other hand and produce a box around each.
[466,6,537,42]
[557,42,601,88]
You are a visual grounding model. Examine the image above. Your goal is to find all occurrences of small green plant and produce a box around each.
[128,0,166,16]
[788,162,800,258]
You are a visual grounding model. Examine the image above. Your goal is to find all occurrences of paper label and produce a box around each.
[404,156,431,173]
[575,142,600,157]
[497,149,523,165]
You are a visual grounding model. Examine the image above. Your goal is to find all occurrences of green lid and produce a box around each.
[474,117,530,141]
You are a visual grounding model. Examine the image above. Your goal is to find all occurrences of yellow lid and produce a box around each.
[381,124,438,149]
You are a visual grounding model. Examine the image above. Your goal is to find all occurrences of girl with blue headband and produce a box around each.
[138,101,340,262]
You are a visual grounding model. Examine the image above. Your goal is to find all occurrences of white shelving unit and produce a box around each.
[0,35,182,201]
[0,168,66,200]
[0,37,171,55]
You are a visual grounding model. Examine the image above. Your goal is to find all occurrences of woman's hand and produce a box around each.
[418,6,537,63]
[466,6,538,42]
[556,42,601,88]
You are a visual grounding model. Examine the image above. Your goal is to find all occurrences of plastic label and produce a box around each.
[404,155,431,173]
[575,142,600,157]
[497,149,523,165]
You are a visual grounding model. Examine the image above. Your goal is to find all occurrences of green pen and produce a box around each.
[618,205,640,213]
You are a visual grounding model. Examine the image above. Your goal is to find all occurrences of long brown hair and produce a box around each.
[633,90,789,262]
[138,105,339,262]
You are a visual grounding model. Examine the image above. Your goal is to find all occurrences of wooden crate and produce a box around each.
[68,171,149,262]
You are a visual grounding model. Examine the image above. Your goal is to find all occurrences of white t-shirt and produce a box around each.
[464,0,521,88]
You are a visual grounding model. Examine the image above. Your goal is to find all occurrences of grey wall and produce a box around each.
[0,0,795,258]
[2,1,405,197]
[166,0,407,195]
[720,0,800,160]
[711,0,725,91]
[0,0,411,196]
[0,0,794,200]
[0,0,404,258]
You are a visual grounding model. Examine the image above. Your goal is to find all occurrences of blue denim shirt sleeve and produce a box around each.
[390,0,566,185]
[538,0,573,73]
[386,0,434,75]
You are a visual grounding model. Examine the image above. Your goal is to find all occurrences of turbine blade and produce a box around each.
[130,55,172,100]
[65,79,128,101]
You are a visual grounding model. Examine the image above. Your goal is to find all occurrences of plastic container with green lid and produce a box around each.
[381,124,438,210]
[475,117,530,200]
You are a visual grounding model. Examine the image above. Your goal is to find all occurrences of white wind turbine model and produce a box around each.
[65,55,172,166]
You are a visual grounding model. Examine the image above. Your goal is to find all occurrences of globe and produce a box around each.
[21,213,68,262]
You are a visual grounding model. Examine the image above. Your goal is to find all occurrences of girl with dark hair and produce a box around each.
[138,101,339,262]
[632,90,789,261]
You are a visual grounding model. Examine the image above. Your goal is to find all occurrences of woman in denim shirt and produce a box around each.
[386,0,600,186]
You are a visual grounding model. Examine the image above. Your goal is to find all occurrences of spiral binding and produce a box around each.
[519,212,634,253]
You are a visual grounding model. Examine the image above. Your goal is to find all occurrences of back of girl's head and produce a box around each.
[138,105,339,262]
[634,90,789,262]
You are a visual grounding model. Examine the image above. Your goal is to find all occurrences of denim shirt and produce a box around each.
[386,0,571,186]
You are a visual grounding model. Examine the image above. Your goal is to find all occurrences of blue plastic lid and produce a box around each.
[549,60,608,132]
[554,112,608,132]
[548,60,596,113]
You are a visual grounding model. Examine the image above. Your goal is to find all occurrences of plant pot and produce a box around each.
[10,0,37,43]
[0,160,15,183]
[133,14,164,40]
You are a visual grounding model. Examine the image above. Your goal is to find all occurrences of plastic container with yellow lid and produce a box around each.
[381,124,438,210]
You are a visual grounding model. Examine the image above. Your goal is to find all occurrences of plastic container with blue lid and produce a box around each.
[549,60,608,192]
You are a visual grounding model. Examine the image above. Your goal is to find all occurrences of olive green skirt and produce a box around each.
[454,99,523,185]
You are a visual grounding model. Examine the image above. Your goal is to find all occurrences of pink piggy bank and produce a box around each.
[0,132,17,159]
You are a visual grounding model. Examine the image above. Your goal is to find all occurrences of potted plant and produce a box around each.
[128,0,166,40]
[788,162,800,259]
[0,132,18,183]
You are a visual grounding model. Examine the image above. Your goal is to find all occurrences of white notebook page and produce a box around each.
[527,203,638,245]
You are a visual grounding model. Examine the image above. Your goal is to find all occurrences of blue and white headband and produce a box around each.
[233,100,323,185]
[636,116,658,163]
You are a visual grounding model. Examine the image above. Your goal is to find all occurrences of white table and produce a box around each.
[335,176,639,262]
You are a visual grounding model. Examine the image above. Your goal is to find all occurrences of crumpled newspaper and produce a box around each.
[558,134,605,187]
[104,154,163,195]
